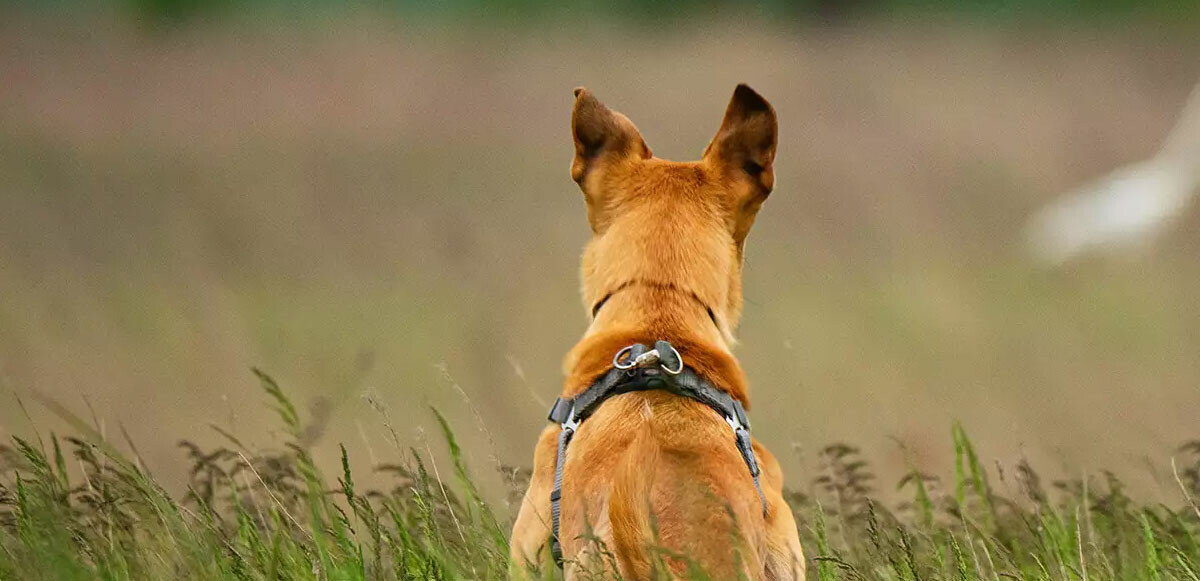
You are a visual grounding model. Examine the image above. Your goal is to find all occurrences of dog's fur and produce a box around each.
[510,85,805,580]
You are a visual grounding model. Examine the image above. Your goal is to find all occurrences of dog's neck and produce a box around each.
[561,283,751,406]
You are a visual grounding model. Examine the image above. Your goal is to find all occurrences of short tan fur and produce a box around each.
[510,85,805,580]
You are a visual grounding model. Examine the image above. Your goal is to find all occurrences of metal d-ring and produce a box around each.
[613,345,636,369]
[658,343,684,375]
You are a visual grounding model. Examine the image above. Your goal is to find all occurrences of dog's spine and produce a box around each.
[608,406,659,579]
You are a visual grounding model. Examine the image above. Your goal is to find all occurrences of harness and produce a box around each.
[545,340,766,568]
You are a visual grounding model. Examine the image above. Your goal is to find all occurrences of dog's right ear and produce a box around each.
[703,84,777,195]
[570,87,651,184]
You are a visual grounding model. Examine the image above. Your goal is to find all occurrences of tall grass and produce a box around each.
[0,370,509,580]
[3,372,1200,579]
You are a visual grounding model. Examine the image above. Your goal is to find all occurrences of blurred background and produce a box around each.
[1,0,1199,508]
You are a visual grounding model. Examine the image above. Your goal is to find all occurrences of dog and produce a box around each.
[510,85,805,580]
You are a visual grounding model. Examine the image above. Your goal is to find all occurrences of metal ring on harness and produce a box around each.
[654,341,684,375]
[612,345,637,369]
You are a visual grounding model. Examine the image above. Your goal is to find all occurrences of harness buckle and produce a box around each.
[724,413,745,432]
[732,399,751,430]
[613,341,684,375]
[562,407,580,432]
[633,348,661,367]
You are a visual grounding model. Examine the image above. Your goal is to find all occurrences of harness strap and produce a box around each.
[549,422,573,566]
[546,341,766,569]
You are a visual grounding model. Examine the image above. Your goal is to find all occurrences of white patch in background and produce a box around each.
[1026,82,1200,266]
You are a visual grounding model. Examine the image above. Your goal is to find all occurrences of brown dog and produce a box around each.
[510,85,805,580]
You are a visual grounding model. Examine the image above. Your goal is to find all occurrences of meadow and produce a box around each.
[2,2,1200,579]
[5,372,1200,579]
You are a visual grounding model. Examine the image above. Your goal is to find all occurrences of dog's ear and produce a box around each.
[703,84,777,194]
[571,87,651,184]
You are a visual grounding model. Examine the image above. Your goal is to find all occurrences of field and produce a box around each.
[5,374,1200,579]
[2,2,1200,578]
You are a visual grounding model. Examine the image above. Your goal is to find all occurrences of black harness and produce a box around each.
[545,340,766,568]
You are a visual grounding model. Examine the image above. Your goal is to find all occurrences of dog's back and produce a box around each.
[587,391,766,578]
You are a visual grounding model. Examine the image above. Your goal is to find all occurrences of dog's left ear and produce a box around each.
[703,84,778,194]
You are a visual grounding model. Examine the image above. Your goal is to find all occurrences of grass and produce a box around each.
[3,371,1200,579]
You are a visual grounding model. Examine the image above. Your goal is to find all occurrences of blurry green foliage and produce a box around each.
[125,0,233,23]
[2,0,1198,25]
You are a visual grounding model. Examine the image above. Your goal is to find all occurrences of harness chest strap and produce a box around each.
[545,341,766,568]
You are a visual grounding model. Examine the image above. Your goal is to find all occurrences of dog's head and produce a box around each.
[571,85,778,348]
